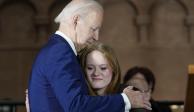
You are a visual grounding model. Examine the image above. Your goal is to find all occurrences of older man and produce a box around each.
[28,0,151,112]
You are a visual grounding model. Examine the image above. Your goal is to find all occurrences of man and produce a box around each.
[28,0,151,112]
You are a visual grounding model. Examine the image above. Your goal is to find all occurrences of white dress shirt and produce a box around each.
[55,31,77,56]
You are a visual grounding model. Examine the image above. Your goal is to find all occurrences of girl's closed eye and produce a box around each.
[87,66,94,70]
[100,66,107,71]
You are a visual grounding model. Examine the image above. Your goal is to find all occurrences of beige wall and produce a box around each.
[99,0,194,101]
[0,0,194,101]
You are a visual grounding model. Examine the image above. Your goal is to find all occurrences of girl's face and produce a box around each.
[85,50,113,93]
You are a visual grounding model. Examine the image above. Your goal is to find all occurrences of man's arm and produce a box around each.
[46,43,125,112]
[46,43,151,112]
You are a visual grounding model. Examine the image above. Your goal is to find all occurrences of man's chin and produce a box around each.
[76,42,93,52]
[76,44,85,52]
[80,42,91,48]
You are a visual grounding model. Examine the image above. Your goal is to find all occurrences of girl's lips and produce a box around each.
[92,77,103,80]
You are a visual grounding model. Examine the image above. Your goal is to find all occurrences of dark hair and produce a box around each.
[123,66,156,92]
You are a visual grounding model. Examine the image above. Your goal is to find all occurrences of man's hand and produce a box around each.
[123,86,152,110]
[25,89,30,112]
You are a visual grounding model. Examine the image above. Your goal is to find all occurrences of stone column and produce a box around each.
[30,0,54,44]
[34,15,50,43]
[136,15,150,45]
[185,15,194,45]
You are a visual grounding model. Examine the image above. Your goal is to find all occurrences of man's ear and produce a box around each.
[73,15,79,30]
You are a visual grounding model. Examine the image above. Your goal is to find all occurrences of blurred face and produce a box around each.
[127,73,152,100]
[85,50,113,93]
[76,9,103,48]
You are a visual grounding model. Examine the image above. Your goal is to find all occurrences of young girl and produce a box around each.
[78,42,121,96]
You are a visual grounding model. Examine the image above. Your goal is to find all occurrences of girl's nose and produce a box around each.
[94,68,101,76]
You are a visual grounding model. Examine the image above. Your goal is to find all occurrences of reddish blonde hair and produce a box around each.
[78,42,121,95]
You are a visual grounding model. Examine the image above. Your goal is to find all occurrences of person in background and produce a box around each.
[27,0,151,111]
[123,66,171,112]
[123,66,155,100]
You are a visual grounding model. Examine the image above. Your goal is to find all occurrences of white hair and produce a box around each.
[54,0,103,23]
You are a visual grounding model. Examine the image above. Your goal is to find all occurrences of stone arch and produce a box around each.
[48,0,70,34]
[126,0,138,15]
[0,1,36,45]
[99,1,138,75]
[0,0,37,13]
[150,0,187,46]
[100,0,138,45]
[176,0,188,15]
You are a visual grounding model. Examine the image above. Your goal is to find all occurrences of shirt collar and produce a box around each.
[55,31,77,55]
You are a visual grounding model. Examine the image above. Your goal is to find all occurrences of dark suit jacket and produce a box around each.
[28,34,125,112]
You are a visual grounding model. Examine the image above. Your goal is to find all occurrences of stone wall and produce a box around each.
[0,0,194,102]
